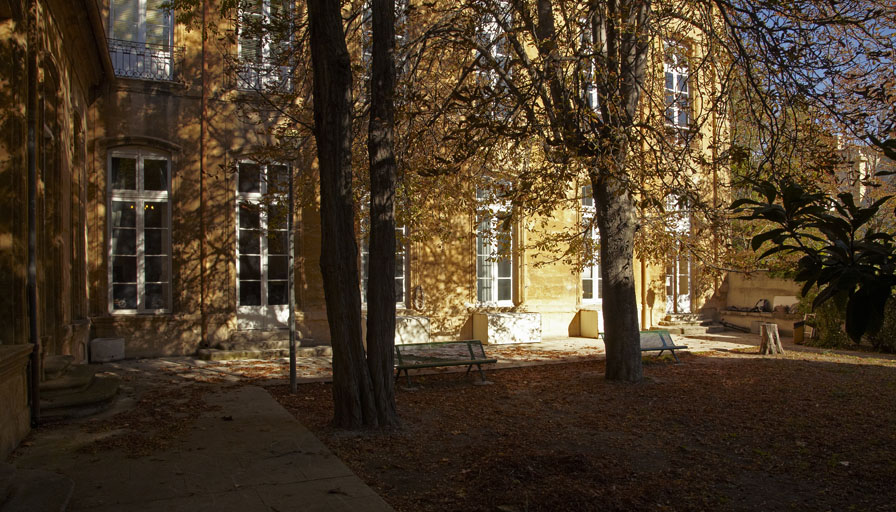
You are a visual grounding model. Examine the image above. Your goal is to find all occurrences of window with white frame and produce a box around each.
[108,149,171,313]
[478,1,511,100]
[235,162,290,322]
[237,0,293,91]
[108,0,174,80]
[664,41,690,131]
[476,186,513,305]
[360,224,408,307]
[581,184,602,302]
[579,18,598,111]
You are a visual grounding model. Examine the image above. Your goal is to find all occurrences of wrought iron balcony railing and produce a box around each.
[108,39,183,82]
[235,61,294,93]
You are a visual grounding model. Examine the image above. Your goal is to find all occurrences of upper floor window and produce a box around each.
[664,41,690,132]
[108,149,171,313]
[578,19,598,111]
[108,0,176,81]
[476,186,514,305]
[237,0,293,91]
[478,1,511,92]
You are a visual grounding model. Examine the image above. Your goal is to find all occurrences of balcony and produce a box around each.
[235,61,293,92]
[108,39,183,82]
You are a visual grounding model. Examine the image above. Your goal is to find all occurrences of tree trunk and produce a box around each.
[307,0,377,428]
[366,0,399,427]
[595,171,643,382]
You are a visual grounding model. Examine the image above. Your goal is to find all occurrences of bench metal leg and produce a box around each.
[476,363,488,383]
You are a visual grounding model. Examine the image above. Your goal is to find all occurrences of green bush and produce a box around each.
[800,291,896,352]
[802,299,852,350]
[865,299,896,353]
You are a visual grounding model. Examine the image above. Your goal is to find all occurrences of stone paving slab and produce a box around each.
[10,386,393,512]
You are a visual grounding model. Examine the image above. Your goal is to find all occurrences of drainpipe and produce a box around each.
[26,0,41,426]
[640,259,647,330]
[199,0,208,347]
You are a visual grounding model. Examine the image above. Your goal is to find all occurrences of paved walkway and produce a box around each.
[11,385,393,511]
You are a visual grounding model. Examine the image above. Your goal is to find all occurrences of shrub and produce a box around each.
[866,299,896,353]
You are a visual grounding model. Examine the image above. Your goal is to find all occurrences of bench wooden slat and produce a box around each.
[394,340,496,385]
[638,330,688,362]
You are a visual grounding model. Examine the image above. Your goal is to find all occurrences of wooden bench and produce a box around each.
[394,340,497,386]
[639,329,688,362]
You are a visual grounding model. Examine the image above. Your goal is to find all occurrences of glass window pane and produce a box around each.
[239,281,261,306]
[112,284,137,309]
[268,202,287,230]
[268,281,288,305]
[144,201,168,228]
[111,228,136,255]
[497,258,511,278]
[144,159,168,191]
[240,256,261,280]
[268,255,288,280]
[112,256,137,282]
[111,201,136,228]
[477,279,492,302]
[583,280,593,300]
[238,163,261,193]
[597,276,603,299]
[395,278,404,303]
[498,279,511,301]
[239,203,260,229]
[239,229,261,254]
[477,256,491,278]
[267,230,287,255]
[111,157,136,190]
[145,256,167,282]
[145,229,167,255]
[144,282,168,309]
[268,165,289,192]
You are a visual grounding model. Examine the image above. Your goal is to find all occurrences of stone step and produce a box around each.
[39,374,121,422]
[0,462,73,512]
[656,319,716,327]
[197,345,332,361]
[39,365,97,393]
[42,355,74,381]
[653,324,726,336]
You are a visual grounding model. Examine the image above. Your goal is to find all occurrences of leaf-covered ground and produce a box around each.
[270,351,896,512]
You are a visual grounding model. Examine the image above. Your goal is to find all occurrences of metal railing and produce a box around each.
[235,61,294,92]
[108,39,183,82]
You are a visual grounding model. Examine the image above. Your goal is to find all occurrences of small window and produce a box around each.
[107,149,171,313]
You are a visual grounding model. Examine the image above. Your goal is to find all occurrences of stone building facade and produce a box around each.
[85,0,727,356]
[0,0,111,456]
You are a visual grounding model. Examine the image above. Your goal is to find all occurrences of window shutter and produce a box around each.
[110,0,140,41]
[239,0,264,61]
[145,0,171,47]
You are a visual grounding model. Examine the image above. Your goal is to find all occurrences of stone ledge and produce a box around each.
[197,346,333,361]
[472,312,542,345]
